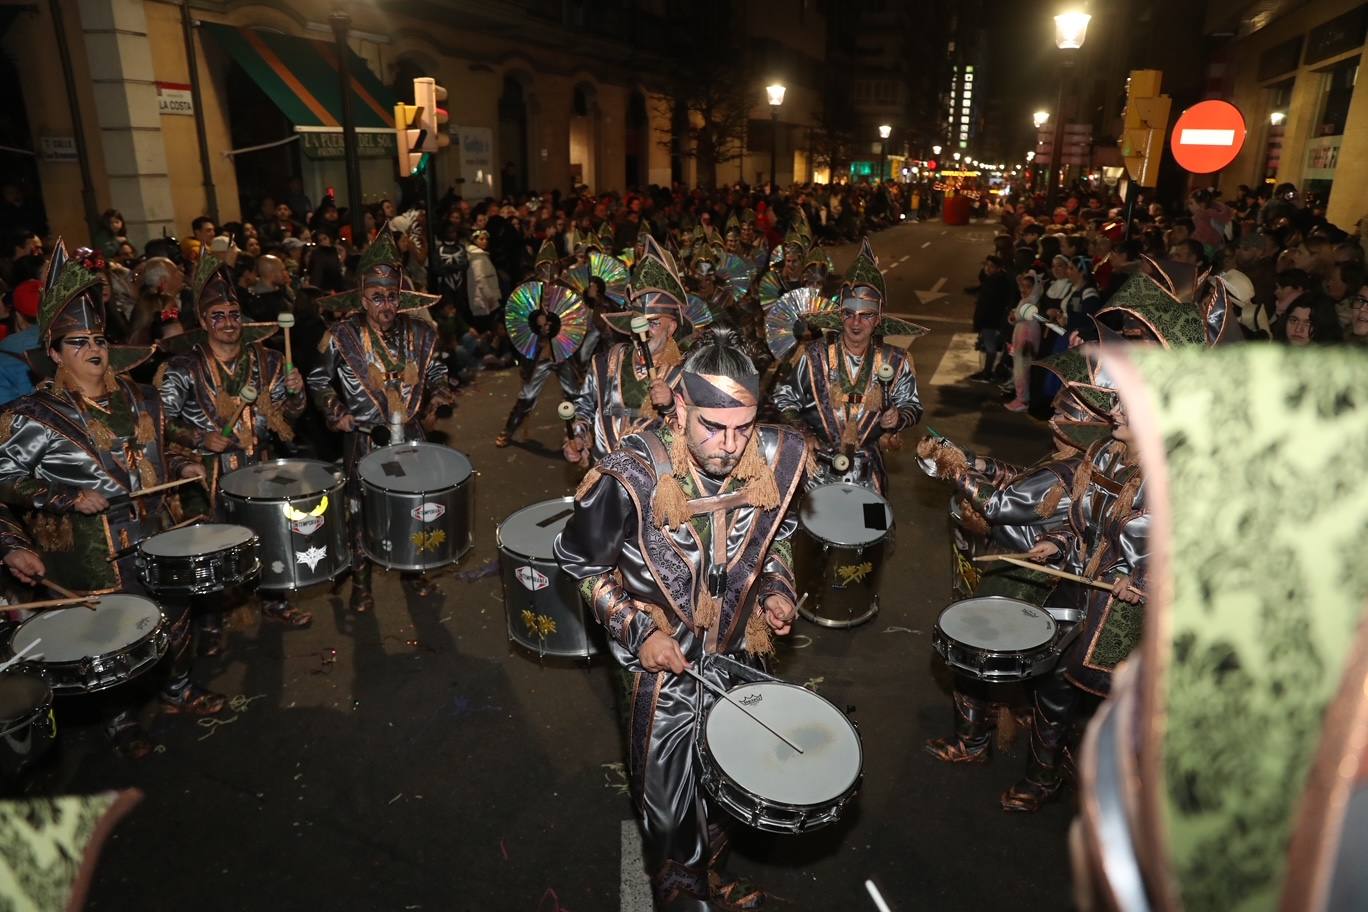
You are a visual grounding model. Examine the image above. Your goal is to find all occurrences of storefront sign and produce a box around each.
[157,82,194,116]
[454,125,494,190]
[299,130,396,160]
[38,136,77,162]
[1304,135,1342,180]
[1258,37,1303,82]
[1304,6,1368,65]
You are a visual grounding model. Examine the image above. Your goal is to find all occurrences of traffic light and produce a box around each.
[1120,69,1171,188]
[394,100,426,176]
[412,77,450,154]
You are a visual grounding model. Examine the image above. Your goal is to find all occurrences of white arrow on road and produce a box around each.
[917,277,949,304]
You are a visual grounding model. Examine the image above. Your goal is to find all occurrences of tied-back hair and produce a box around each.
[682,327,756,380]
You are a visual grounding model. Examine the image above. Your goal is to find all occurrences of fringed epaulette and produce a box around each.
[651,475,691,530]
[734,432,779,512]
[152,362,169,390]
[957,498,991,537]
[1070,458,1094,507]
[693,591,719,630]
[262,399,295,442]
[644,602,675,637]
[1116,472,1142,516]
[575,467,603,501]
[402,362,419,387]
[134,412,156,446]
[744,612,775,656]
[0,412,14,447]
[136,454,159,491]
[87,418,115,450]
[1037,482,1066,519]
[214,388,235,424]
[367,361,388,393]
[804,443,819,481]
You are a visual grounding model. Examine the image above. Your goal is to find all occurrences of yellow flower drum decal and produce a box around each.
[521,609,558,640]
[835,561,874,586]
[410,529,447,552]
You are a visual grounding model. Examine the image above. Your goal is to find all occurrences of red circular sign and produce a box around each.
[1170,100,1247,174]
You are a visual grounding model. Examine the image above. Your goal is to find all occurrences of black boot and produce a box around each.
[924,690,993,763]
[494,398,534,447]
[1001,673,1076,812]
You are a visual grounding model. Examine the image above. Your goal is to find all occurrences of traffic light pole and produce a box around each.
[425,160,439,292]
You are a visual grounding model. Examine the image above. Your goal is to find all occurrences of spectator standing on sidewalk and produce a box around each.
[970,255,1015,383]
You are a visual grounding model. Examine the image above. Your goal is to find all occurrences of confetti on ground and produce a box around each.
[454,558,500,582]
[883,626,916,634]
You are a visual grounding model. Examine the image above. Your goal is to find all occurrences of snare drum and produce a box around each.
[932,596,1082,683]
[696,680,862,834]
[0,666,55,779]
[220,459,348,591]
[136,523,260,596]
[498,497,603,658]
[358,442,474,572]
[795,482,893,628]
[8,595,169,694]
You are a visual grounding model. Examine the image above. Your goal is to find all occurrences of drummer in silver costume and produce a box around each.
[555,333,807,911]
[307,225,452,613]
[158,251,309,630]
[566,245,691,466]
[0,240,222,757]
[771,238,923,493]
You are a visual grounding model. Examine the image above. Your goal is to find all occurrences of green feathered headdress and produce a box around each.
[38,239,104,346]
[840,237,885,308]
[630,235,688,309]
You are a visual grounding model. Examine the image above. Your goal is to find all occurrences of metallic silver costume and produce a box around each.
[571,342,683,464]
[554,425,808,909]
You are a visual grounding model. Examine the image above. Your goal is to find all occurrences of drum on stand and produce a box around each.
[795,482,893,628]
[497,497,603,659]
[358,442,474,572]
[696,680,862,834]
[220,459,348,591]
[7,595,169,695]
[932,595,1083,683]
[136,523,260,598]
[0,666,55,780]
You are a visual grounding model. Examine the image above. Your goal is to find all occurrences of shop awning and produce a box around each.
[202,22,396,131]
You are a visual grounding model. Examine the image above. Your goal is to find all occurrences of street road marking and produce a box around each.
[887,262,900,270]
[921,241,932,248]
[888,312,963,325]
[1179,128,1236,146]
[916,276,949,304]
[621,819,652,911]
[929,332,982,387]
[897,254,909,263]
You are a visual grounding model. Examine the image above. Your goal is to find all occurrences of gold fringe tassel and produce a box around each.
[135,412,155,446]
[317,330,332,355]
[1037,482,1066,519]
[262,401,295,442]
[0,413,14,447]
[152,362,169,390]
[693,591,719,630]
[733,431,779,512]
[33,514,75,553]
[651,475,692,530]
[214,389,235,424]
[575,467,603,501]
[744,612,774,656]
[402,362,419,387]
[644,602,675,636]
[87,419,114,451]
[136,454,159,491]
[957,499,991,537]
[101,368,117,393]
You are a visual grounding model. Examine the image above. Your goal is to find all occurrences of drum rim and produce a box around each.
[700,680,863,806]
[357,442,473,493]
[137,524,259,556]
[496,496,576,562]
[934,595,1059,656]
[218,458,346,501]
[0,665,52,729]
[8,599,167,665]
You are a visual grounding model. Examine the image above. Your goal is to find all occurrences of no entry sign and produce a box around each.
[1170,100,1247,174]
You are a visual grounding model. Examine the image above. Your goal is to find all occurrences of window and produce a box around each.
[1315,57,1359,136]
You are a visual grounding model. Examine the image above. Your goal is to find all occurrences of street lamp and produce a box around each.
[1270,110,1287,126]
[952,151,961,162]
[932,144,942,156]
[878,123,891,183]
[1047,10,1090,212]
[1033,110,1050,129]
[330,5,365,243]
[766,82,785,190]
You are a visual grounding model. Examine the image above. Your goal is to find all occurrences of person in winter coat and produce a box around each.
[970,255,1015,382]
[465,229,501,331]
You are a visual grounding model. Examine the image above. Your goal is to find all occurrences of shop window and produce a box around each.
[1314,57,1359,136]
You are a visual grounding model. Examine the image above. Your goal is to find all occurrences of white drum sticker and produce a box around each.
[296,546,328,572]
[515,566,549,591]
[290,515,324,535]
[412,503,446,523]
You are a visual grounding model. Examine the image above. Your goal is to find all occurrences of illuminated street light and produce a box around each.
[877,124,892,183]
[878,124,892,139]
[1054,11,1091,49]
[765,83,786,107]
[1026,150,1036,161]
[1033,110,1050,129]
[766,83,785,189]
[953,152,961,161]
[932,144,942,155]
[1270,110,1286,126]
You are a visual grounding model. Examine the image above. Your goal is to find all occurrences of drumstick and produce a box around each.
[557,401,577,440]
[630,316,657,379]
[8,595,100,611]
[683,667,805,755]
[974,554,1145,597]
[865,881,894,912]
[39,578,96,610]
[220,383,259,437]
[129,476,201,499]
[277,312,295,372]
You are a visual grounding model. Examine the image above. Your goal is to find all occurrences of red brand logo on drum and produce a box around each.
[515,566,549,591]
[412,503,447,523]
[290,516,324,536]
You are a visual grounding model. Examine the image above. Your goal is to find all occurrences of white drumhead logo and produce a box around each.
[515,566,549,591]
[412,503,446,523]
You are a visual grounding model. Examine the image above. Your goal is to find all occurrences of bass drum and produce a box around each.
[497,497,603,659]
[359,442,474,572]
[220,459,349,591]
[795,482,893,628]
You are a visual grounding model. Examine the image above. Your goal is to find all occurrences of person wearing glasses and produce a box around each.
[158,251,309,633]
[0,240,218,758]
[772,238,923,494]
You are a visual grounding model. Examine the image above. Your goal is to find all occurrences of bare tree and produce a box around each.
[655,56,752,190]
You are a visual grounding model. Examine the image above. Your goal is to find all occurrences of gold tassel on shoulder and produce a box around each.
[101,368,118,393]
[53,365,73,393]
[744,612,775,656]
[733,432,779,512]
[0,412,14,447]
[152,362,169,390]
[402,362,419,387]
[575,467,603,501]
[317,330,332,355]
[135,412,155,446]
[693,590,719,630]
[87,418,114,450]
[644,602,675,637]
[652,475,691,530]
[136,454,159,491]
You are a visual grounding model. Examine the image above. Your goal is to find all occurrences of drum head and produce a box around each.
[706,682,861,807]
[359,443,472,493]
[139,523,255,557]
[497,497,575,561]
[0,670,48,721]
[938,597,1056,651]
[11,595,161,663]
[220,459,341,499]
[800,483,892,547]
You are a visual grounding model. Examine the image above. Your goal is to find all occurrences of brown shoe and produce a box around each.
[1000,776,1063,812]
[349,585,374,614]
[262,599,313,628]
[160,683,228,716]
[494,431,512,448]
[709,871,767,910]
[924,736,990,764]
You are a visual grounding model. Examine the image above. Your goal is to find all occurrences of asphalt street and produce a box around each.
[40,219,1074,912]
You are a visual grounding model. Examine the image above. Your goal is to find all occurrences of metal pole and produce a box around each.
[769,107,778,190]
[48,0,99,239]
[880,143,887,184]
[425,160,438,292]
[330,9,364,243]
[1046,58,1069,213]
[181,1,218,223]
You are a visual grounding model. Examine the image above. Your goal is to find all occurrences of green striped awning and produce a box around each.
[202,22,396,130]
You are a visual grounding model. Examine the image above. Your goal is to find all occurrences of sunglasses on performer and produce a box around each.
[61,335,109,349]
